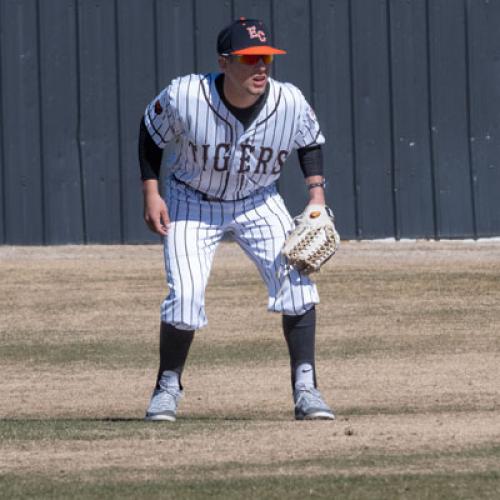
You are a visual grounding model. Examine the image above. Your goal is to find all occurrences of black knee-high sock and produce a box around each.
[156,322,194,390]
[282,306,317,390]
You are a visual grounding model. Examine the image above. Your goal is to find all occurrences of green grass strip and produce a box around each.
[1,470,499,500]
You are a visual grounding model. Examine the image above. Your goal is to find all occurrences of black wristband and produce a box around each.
[307,180,326,190]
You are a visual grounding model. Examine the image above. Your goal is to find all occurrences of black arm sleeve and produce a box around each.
[138,117,163,180]
[297,145,324,178]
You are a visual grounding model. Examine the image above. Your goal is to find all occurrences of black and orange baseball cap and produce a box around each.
[217,18,287,56]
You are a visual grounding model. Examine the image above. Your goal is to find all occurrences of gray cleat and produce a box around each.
[145,386,183,422]
[294,385,335,420]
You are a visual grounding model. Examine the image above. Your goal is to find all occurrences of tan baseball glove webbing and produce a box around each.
[282,204,340,274]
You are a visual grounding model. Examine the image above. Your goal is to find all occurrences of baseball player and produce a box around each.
[139,18,334,421]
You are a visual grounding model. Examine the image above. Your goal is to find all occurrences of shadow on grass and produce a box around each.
[0,414,281,424]
[0,413,293,441]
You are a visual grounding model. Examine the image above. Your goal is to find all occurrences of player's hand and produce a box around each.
[144,191,170,236]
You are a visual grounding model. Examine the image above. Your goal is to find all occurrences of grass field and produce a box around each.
[1,241,499,499]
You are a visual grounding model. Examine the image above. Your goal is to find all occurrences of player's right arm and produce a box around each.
[138,117,170,236]
[139,81,182,236]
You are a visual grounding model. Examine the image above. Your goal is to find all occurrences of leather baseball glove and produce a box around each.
[282,204,340,274]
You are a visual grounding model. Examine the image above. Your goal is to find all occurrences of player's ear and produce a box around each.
[218,55,228,72]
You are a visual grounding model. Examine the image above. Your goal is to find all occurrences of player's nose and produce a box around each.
[255,60,268,71]
[255,56,269,68]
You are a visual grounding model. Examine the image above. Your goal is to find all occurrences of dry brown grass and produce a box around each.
[0,241,499,498]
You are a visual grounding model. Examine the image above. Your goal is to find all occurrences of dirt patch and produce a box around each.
[0,412,498,476]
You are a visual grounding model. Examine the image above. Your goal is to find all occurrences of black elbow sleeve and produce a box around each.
[298,145,324,178]
[139,117,163,180]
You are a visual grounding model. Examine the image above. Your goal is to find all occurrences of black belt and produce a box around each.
[173,176,252,202]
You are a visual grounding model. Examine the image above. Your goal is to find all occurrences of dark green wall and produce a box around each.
[1,0,499,243]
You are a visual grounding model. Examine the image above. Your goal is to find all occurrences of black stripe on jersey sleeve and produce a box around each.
[146,107,171,147]
[294,127,323,149]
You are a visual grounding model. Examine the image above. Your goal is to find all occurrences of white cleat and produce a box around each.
[145,386,182,422]
[294,386,335,421]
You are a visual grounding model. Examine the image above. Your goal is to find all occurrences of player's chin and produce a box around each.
[248,75,267,94]
[247,82,267,95]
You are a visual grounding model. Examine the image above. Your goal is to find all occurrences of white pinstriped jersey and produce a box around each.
[144,73,325,200]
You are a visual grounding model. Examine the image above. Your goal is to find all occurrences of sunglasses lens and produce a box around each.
[239,55,259,65]
[237,54,274,65]
[247,55,260,65]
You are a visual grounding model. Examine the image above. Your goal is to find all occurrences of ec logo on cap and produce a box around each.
[246,26,266,42]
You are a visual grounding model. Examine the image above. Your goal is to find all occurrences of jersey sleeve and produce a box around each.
[293,92,325,149]
[144,81,182,149]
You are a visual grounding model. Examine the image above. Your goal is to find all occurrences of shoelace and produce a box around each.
[296,388,326,408]
[151,388,180,410]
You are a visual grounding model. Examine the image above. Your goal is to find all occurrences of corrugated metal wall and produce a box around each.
[0,0,499,244]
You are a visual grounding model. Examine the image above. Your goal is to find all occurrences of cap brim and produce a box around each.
[232,45,287,55]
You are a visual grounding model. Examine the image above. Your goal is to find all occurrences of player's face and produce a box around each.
[219,55,271,99]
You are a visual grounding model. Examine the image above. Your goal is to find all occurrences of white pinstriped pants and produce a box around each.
[161,177,319,330]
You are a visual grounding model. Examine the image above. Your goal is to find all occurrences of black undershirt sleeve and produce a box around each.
[139,117,163,181]
[297,145,324,178]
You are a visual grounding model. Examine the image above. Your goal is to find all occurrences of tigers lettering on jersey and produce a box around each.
[144,73,324,201]
[186,141,288,174]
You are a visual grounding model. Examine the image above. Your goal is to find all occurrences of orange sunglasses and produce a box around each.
[233,54,274,65]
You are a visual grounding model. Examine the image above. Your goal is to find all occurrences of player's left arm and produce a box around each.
[293,89,327,207]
